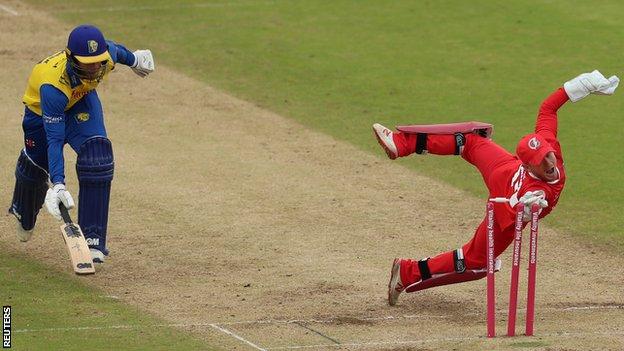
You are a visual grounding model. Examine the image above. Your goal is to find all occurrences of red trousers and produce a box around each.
[395,132,520,286]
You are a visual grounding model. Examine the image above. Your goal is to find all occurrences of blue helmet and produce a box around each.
[65,25,111,81]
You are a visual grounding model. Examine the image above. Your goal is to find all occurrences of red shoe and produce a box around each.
[388,258,405,306]
[373,123,398,160]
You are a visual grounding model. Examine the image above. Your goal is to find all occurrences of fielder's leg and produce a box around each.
[373,122,493,159]
[372,123,517,187]
[9,150,49,241]
[388,252,502,306]
[388,219,515,305]
[75,137,114,263]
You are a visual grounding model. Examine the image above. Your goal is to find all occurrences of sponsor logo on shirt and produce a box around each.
[75,112,90,123]
[72,90,89,100]
[43,114,63,124]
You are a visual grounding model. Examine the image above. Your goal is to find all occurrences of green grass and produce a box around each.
[32,0,623,251]
[0,246,215,351]
[509,340,550,348]
[36,0,624,248]
[11,2,623,349]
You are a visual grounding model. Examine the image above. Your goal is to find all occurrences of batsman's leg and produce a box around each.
[66,91,113,263]
[9,150,49,242]
[75,136,114,263]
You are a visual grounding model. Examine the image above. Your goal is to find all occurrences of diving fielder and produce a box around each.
[8,24,154,263]
[372,70,618,305]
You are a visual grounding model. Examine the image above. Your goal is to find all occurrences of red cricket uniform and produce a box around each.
[397,88,569,286]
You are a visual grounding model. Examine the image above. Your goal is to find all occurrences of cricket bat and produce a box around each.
[59,204,95,275]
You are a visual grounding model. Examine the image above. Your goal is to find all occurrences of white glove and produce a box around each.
[563,70,619,102]
[45,184,75,221]
[518,190,548,222]
[131,49,155,77]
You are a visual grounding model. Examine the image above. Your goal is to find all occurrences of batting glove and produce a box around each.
[45,184,75,221]
[519,190,548,222]
[564,70,619,102]
[131,49,155,77]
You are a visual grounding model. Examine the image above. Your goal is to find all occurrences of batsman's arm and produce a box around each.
[40,84,70,185]
[106,40,154,77]
[106,40,135,66]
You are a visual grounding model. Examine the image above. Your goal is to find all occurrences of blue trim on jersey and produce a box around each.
[39,84,69,184]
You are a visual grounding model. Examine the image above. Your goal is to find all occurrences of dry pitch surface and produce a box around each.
[0,2,623,350]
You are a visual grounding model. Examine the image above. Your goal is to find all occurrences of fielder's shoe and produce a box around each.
[373,123,398,160]
[388,258,405,306]
[90,248,105,263]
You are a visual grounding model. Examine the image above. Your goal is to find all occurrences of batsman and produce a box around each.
[372,70,618,305]
[8,24,155,263]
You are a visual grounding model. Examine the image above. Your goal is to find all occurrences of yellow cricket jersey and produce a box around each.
[22,51,114,115]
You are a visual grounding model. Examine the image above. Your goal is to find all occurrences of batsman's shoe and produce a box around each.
[388,258,405,306]
[373,123,398,160]
[8,209,34,242]
[16,222,34,242]
[90,248,105,263]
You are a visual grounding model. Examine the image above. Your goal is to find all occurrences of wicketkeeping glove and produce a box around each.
[563,70,619,102]
[518,190,548,222]
[131,49,155,77]
[45,184,75,221]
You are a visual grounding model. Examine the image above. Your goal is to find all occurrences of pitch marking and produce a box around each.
[209,324,266,351]
[0,4,18,15]
[12,304,624,333]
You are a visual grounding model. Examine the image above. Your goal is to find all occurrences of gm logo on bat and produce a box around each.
[77,263,94,270]
[3,306,10,348]
[65,225,83,238]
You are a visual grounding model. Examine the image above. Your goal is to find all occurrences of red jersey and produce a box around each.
[489,88,568,229]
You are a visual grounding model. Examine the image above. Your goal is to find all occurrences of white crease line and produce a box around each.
[0,4,18,15]
[269,338,475,350]
[267,331,624,350]
[267,337,488,350]
[218,314,448,326]
[14,324,146,333]
[216,304,624,326]
[210,324,266,351]
[12,304,624,333]
[562,305,624,311]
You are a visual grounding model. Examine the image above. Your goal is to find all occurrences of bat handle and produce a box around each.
[59,203,73,224]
